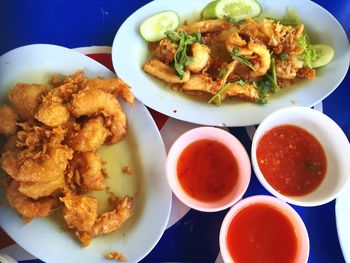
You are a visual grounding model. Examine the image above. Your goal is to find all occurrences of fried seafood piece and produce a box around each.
[35,92,71,127]
[186,43,211,73]
[84,78,134,106]
[275,55,304,79]
[150,38,178,65]
[70,88,127,144]
[3,144,73,183]
[60,194,133,246]
[60,195,99,233]
[240,18,304,55]
[222,83,260,101]
[70,151,105,192]
[66,117,110,152]
[0,105,19,136]
[8,83,49,120]
[5,180,58,219]
[226,33,271,78]
[143,59,190,83]
[18,173,65,200]
[180,18,231,34]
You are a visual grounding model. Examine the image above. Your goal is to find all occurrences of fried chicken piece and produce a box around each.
[8,83,49,120]
[71,151,105,192]
[0,105,19,136]
[6,180,58,219]
[66,117,110,152]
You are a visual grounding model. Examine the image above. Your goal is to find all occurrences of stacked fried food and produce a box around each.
[0,71,134,246]
[143,17,316,104]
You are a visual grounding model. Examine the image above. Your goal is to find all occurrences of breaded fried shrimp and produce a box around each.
[0,105,19,136]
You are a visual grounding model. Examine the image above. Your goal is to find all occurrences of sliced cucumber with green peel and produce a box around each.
[140,11,180,42]
[311,44,334,68]
[202,0,262,21]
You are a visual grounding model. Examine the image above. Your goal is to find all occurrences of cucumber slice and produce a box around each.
[311,44,334,68]
[202,0,262,21]
[140,11,180,42]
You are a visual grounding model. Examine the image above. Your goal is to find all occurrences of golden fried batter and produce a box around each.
[0,71,134,247]
[0,105,19,136]
[8,83,48,119]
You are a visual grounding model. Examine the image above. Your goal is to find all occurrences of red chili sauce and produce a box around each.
[257,124,327,196]
[227,203,298,263]
[177,139,238,202]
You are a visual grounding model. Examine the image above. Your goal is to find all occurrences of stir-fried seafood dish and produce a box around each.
[143,15,321,104]
[0,71,134,247]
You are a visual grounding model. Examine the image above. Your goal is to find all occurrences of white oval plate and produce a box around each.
[0,44,172,263]
[112,0,349,127]
[336,183,350,261]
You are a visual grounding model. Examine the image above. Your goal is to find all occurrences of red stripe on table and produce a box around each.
[0,227,15,248]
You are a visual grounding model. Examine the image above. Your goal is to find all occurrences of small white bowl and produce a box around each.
[166,127,251,212]
[219,195,309,263]
[251,106,350,207]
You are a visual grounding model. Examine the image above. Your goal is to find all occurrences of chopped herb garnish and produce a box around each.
[208,83,232,105]
[218,68,228,78]
[298,33,317,68]
[236,79,247,87]
[231,47,256,71]
[165,30,204,79]
[279,53,289,60]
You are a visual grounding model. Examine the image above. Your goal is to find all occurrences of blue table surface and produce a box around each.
[0,1,349,262]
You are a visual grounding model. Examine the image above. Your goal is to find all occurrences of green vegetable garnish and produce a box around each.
[218,67,229,77]
[298,34,317,68]
[165,30,204,79]
[224,15,238,24]
[279,53,289,60]
[254,57,279,101]
[208,82,232,105]
[231,47,256,71]
[236,79,247,87]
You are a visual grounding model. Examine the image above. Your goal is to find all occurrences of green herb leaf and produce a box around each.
[236,79,247,87]
[218,68,228,77]
[298,33,317,68]
[208,83,232,105]
[165,30,204,79]
[231,47,256,71]
[279,53,289,60]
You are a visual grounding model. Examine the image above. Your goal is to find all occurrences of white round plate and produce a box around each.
[0,44,172,263]
[112,0,349,127]
[336,183,350,261]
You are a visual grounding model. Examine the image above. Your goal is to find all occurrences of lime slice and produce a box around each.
[202,0,262,21]
[139,11,180,42]
[311,44,334,68]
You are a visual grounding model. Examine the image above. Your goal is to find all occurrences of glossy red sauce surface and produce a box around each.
[177,139,238,202]
[227,203,297,263]
[257,124,327,196]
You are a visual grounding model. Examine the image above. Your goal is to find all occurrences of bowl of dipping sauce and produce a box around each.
[251,106,350,207]
[220,195,309,263]
[166,127,251,212]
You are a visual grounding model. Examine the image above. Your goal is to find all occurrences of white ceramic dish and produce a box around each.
[166,127,251,212]
[0,44,172,263]
[251,106,350,207]
[336,183,350,262]
[112,0,349,127]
